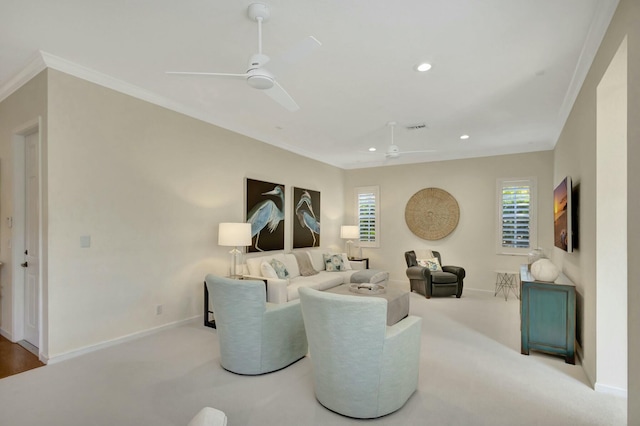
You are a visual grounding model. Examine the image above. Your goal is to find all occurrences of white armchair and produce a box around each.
[205,275,308,375]
[298,287,422,419]
[187,407,227,426]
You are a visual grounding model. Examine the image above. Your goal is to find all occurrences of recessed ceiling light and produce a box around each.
[415,63,432,72]
[460,134,470,140]
[369,147,377,152]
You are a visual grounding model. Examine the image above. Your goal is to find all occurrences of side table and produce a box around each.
[204,281,216,328]
[494,270,519,301]
[348,257,369,269]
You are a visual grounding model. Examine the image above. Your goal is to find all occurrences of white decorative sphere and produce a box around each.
[530,259,560,282]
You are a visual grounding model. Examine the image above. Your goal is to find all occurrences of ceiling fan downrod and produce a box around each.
[247,3,273,89]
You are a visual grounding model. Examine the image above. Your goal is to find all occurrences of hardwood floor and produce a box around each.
[0,335,44,379]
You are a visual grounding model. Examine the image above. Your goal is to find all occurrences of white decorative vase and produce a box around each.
[530,259,560,282]
[527,248,546,271]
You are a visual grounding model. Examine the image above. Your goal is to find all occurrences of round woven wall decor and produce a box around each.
[405,187,460,240]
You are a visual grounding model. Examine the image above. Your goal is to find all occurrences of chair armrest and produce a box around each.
[380,316,422,405]
[385,315,422,340]
[406,265,431,280]
[263,299,308,369]
[442,265,465,279]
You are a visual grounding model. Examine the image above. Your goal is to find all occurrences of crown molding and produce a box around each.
[0,51,47,103]
[39,51,213,121]
[1,51,341,167]
[0,51,226,130]
[554,0,620,142]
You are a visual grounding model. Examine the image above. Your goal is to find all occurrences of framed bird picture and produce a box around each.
[292,187,320,249]
[246,178,285,252]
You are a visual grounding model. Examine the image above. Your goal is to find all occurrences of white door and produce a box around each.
[23,130,40,347]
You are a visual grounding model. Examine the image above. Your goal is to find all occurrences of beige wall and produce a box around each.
[2,2,638,411]
[552,0,638,410]
[0,70,48,344]
[2,69,345,359]
[344,151,554,290]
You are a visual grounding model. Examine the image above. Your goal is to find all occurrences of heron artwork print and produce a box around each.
[246,178,285,252]
[293,187,320,249]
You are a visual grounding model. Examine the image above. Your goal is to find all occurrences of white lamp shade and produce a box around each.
[340,225,359,240]
[218,222,252,246]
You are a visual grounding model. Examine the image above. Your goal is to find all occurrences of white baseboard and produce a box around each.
[0,327,12,341]
[388,281,496,294]
[44,316,200,365]
[577,347,627,397]
[465,287,496,294]
[595,383,628,398]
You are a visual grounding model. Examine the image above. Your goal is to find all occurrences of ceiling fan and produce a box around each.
[166,3,320,112]
[382,122,436,159]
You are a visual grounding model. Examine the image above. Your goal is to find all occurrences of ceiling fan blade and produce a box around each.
[263,80,300,112]
[400,150,437,154]
[268,36,321,76]
[384,149,436,158]
[279,36,321,65]
[165,71,249,78]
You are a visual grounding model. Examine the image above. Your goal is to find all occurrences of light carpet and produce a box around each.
[0,286,626,425]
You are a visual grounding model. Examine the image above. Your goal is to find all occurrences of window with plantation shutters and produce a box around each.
[355,186,379,247]
[496,177,537,255]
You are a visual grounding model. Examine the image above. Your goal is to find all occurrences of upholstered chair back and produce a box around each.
[206,275,307,375]
[299,287,422,418]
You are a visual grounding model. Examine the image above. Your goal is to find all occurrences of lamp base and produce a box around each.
[229,247,242,278]
[344,240,353,257]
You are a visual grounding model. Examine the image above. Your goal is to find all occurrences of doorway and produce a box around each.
[595,36,627,395]
[11,118,43,359]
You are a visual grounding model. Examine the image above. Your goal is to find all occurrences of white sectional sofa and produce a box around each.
[244,250,386,304]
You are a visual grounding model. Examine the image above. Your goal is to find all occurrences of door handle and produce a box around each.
[21,261,28,268]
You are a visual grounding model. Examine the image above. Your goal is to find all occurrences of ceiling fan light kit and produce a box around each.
[386,145,401,159]
[247,69,274,90]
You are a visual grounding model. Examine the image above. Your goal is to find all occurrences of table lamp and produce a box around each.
[340,225,360,259]
[218,222,252,278]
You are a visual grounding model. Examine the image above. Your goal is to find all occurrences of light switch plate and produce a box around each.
[80,235,91,248]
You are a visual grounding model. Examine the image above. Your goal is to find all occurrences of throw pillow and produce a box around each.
[340,253,353,270]
[417,257,442,272]
[269,259,289,279]
[415,249,434,261]
[260,261,278,279]
[323,253,346,272]
[293,251,319,276]
[307,250,326,271]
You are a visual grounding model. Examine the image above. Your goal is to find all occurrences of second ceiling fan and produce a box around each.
[382,121,435,159]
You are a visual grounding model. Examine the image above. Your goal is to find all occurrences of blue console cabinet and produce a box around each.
[520,265,576,364]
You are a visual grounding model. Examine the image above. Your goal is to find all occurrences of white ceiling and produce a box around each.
[1,0,618,169]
